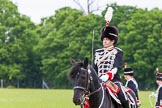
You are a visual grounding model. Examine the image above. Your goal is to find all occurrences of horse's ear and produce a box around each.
[70,58,76,65]
[83,57,88,68]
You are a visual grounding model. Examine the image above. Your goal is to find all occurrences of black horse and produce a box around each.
[68,58,137,108]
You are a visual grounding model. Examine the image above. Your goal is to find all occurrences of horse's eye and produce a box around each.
[81,76,85,80]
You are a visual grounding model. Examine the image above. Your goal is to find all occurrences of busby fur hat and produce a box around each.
[155,68,162,81]
[124,67,134,76]
[100,26,118,44]
[156,73,162,81]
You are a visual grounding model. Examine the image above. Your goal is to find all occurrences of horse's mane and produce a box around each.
[89,65,101,81]
[68,61,83,80]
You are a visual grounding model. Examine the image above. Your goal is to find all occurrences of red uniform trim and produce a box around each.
[106,71,113,80]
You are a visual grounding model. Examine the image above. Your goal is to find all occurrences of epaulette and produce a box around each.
[115,47,122,51]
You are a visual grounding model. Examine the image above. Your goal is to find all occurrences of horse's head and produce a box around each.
[68,57,90,105]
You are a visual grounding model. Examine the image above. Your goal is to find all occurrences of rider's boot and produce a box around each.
[122,100,130,108]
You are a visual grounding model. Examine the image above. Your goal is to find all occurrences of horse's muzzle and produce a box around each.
[73,97,81,105]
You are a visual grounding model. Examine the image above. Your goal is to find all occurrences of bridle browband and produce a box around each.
[73,67,101,94]
[73,68,90,94]
[73,66,102,104]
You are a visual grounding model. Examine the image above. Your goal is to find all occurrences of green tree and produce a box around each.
[0,0,41,87]
[118,8,162,89]
[35,7,102,88]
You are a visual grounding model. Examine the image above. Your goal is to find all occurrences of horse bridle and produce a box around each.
[73,66,102,105]
[73,67,90,93]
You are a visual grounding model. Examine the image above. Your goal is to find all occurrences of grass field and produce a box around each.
[0,89,156,108]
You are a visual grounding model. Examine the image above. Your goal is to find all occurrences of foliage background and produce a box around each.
[0,0,162,90]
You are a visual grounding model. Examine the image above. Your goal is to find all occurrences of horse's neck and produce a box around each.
[88,66,113,108]
[89,75,105,107]
[90,86,113,108]
[89,85,103,108]
[89,77,113,108]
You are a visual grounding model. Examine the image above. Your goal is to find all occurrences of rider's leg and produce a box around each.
[115,82,130,108]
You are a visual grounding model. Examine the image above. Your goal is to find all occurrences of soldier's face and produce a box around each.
[124,75,128,80]
[102,38,114,48]
[124,75,131,80]
[156,80,162,85]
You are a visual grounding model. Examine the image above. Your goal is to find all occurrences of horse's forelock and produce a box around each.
[68,62,83,80]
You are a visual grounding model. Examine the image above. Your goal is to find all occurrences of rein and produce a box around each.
[86,86,102,97]
[73,67,102,107]
[74,86,102,97]
[73,67,101,96]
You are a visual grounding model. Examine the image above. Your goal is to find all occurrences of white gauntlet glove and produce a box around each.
[99,71,114,82]
[100,74,109,82]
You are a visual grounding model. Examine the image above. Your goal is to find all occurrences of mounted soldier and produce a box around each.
[93,7,130,108]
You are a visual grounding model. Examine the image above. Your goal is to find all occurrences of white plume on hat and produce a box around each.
[104,7,113,22]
